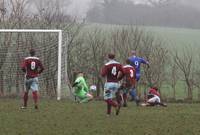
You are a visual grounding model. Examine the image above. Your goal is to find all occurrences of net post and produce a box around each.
[57,30,62,100]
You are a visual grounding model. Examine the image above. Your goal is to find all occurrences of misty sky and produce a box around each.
[66,0,91,19]
[67,0,200,19]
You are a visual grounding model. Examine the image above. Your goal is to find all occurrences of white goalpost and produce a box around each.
[0,29,63,100]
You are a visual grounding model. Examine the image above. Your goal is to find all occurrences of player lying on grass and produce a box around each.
[117,59,139,107]
[21,49,44,109]
[72,72,93,103]
[141,87,167,107]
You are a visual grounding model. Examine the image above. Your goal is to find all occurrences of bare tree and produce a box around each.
[171,62,179,99]
[173,49,193,100]
[193,54,200,101]
[87,29,107,97]
[112,27,143,61]
[140,34,168,93]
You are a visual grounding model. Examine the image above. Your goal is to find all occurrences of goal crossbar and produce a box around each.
[0,29,63,100]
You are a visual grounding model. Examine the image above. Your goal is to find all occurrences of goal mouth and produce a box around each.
[0,29,68,100]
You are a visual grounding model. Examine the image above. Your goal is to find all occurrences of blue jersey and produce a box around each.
[129,56,148,74]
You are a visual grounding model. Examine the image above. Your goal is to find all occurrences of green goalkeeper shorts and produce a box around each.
[75,90,87,99]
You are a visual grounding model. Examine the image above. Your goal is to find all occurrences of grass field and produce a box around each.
[86,23,200,52]
[144,26,200,50]
[1,99,200,135]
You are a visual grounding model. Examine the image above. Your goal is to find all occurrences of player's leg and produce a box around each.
[79,93,93,103]
[104,83,119,115]
[21,79,30,109]
[86,93,93,101]
[22,91,29,109]
[154,96,167,107]
[129,89,135,101]
[31,78,39,109]
[147,96,158,106]
[116,90,123,107]
[104,88,113,115]
[156,102,167,107]
[130,87,139,106]
[122,88,128,107]
[112,83,121,115]
[130,74,140,102]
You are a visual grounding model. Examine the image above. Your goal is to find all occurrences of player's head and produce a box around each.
[108,53,115,60]
[77,71,84,77]
[29,49,36,56]
[126,59,131,65]
[131,50,136,56]
[152,86,158,91]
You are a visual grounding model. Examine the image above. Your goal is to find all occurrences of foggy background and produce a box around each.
[65,0,200,28]
[24,0,200,28]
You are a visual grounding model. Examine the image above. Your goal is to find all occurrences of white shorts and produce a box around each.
[25,77,39,92]
[104,82,119,100]
[147,95,160,103]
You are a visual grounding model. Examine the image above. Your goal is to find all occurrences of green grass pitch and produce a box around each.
[0,99,200,135]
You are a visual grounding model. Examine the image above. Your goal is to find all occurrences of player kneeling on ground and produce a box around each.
[72,72,93,103]
[141,87,167,107]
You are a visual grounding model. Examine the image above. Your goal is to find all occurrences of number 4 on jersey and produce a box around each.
[111,66,117,76]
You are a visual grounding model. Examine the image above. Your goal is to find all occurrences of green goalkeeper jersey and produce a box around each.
[74,76,89,97]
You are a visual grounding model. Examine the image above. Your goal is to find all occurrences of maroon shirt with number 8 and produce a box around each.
[21,57,44,78]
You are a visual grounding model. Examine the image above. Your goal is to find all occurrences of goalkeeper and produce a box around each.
[72,72,93,103]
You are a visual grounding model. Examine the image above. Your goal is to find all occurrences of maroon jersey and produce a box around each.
[21,57,44,78]
[122,65,136,88]
[101,60,123,83]
[149,88,160,97]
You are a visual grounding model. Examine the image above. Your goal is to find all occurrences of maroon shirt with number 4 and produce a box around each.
[101,60,123,83]
[21,57,44,78]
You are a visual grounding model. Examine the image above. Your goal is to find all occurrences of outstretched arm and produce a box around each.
[72,82,79,87]
[141,58,150,68]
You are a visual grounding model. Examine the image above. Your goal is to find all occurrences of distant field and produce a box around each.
[85,23,200,51]
[143,26,200,53]
[0,99,200,135]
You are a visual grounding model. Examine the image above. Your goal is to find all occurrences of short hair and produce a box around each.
[29,49,36,56]
[108,53,115,59]
[126,59,131,64]
[75,71,84,76]
[152,87,158,91]
[131,50,136,55]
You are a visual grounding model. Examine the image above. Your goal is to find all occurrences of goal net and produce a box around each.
[0,29,70,100]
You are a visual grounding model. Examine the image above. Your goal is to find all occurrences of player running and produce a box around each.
[128,50,149,101]
[118,59,139,107]
[72,72,93,103]
[101,53,123,116]
[21,49,44,109]
[141,87,167,107]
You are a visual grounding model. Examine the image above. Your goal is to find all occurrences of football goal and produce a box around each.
[0,29,69,100]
